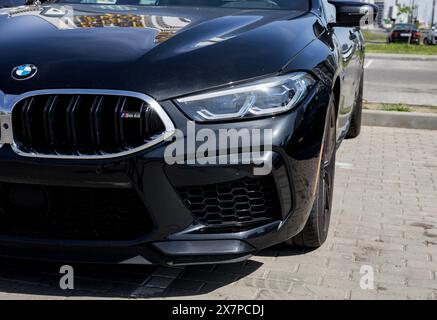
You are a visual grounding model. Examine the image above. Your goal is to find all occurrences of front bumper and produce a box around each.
[0,81,331,265]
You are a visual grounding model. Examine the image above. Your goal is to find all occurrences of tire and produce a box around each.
[346,73,363,139]
[424,38,429,45]
[284,96,337,248]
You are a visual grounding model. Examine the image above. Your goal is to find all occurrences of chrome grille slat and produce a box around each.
[66,95,80,148]
[139,102,146,137]
[114,96,126,148]
[43,95,57,146]
[89,95,104,147]
[22,96,34,144]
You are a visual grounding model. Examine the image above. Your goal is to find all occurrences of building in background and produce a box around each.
[375,1,386,27]
[387,4,397,22]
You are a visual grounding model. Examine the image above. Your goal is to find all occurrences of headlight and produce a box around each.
[175,72,316,122]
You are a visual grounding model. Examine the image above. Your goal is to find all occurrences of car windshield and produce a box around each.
[393,24,415,30]
[53,0,310,10]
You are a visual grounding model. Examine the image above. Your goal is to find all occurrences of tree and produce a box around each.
[396,3,417,23]
[395,3,418,45]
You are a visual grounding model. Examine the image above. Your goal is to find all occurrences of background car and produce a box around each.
[424,25,437,45]
[387,23,421,45]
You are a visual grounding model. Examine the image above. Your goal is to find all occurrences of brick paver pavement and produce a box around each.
[0,126,436,300]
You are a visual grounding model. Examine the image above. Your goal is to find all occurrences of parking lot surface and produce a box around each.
[0,126,436,300]
[364,56,437,106]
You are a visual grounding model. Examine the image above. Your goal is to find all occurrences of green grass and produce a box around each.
[366,43,437,55]
[362,31,387,42]
[365,103,412,112]
[380,103,413,112]
[364,103,437,113]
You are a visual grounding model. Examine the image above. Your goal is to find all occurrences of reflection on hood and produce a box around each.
[0,3,316,100]
[3,4,192,43]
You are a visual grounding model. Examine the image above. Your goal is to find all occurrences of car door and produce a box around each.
[332,26,360,136]
[319,0,361,138]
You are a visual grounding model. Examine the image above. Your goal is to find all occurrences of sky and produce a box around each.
[384,0,437,24]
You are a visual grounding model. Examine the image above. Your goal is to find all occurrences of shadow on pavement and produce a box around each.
[0,257,260,299]
[0,244,311,299]
[256,243,316,257]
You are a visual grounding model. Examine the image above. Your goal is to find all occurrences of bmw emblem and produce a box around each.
[11,64,38,81]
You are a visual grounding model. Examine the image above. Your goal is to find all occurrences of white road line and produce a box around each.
[364,59,373,69]
[336,162,354,169]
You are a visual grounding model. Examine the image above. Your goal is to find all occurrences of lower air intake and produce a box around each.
[0,183,153,241]
[178,176,282,231]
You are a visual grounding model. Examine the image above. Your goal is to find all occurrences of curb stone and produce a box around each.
[365,53,437,62]
[363,110,437,130]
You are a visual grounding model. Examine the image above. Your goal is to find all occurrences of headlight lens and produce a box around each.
[175,72,315,122]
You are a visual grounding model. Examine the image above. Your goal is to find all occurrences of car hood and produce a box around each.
[0,4,317,100]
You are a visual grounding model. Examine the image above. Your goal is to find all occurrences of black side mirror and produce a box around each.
[328,1,378,28]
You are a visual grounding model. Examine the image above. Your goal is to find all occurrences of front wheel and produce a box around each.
[284,96,337,248]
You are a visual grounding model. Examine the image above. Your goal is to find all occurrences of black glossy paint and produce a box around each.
[1,4,311,99]
[0,0,26,7]
[0,0,365,265]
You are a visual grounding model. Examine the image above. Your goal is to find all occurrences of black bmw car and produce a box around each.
[0,0,375,265]
[387,23,421,45]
